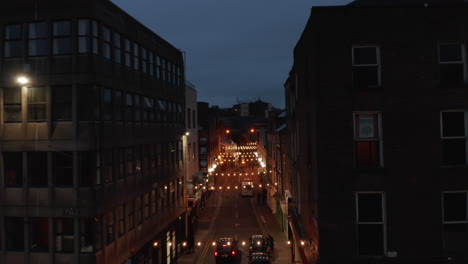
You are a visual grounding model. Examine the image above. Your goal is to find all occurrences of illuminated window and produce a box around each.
[27,87,47,121]
[439,43,466,85]
[354,112,382,168]
[352,46,381,89]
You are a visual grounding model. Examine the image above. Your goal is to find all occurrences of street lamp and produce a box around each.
[16,76,30,86]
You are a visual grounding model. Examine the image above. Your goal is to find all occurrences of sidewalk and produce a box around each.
[255,200,291,264]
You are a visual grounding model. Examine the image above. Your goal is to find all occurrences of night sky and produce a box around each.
[111,0,353,109]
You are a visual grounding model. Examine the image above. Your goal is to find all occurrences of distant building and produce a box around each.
[233,99,272,118]
[0,1,186,264]
[285,0,468,263]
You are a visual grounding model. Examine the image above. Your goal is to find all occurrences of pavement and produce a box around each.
[177,189,291,264]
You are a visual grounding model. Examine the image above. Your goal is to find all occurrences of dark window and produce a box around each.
[80,218,102,253]
[135,145,142,173]
[352,47,380,89]
[441,111,466,165]
[193,110,196,128]
[142,144,149,171]
[118,205,125,236]
[53,21,72,55]
[28,152,47,187]
[439,43,465,85]
[125,93,133,122]
[135,196,142,225]
[106,211,115,245]
[113,90,123,121]
[151,189,156,215]
[53,151,73,187]
[168,61,172,84]
[443,192,468,253]
[102,149,113,183]
[54,218,74,253]
[156,56,162,79]
[141,48,147,73]
[162,58,167,81]
[128,200,134,230]
[125,147,133,176]
[142,97,154,122]
[27,87,47,121]
[149,52,155,76]
[5,217,24,251]
[4,24,23,57]
[102,88,112,121]
[134,95,141,122]
[78,85,100,121]
[102,25,111,59]
[4,88,21,122]
[78,151,98,187]
[52,86,72,121]
[356,193,384,256]
[113,32,121,64]
[30,217,49,252]
[133,43,140,71]
[115,148,124,180]
[4,152,23,187]
[28,22,48,56]
[124,38,131,67]
[78,19,98,54]
[354,113,381,168]
[179,141,183,162]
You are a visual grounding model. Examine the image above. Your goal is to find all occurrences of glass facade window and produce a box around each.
[149,52,155,76]
[28,152,48,187]
[441,111,467,165]
[102,88,113,121]
[30,217,49,252]
[54,218,74,253]
[124,38,131,67]
[134,95,141,122]
[28,22,48,56]
[133,43,140,71]
[125,93,133,122]
[5,217,24,251]
[27,87,47,121]
[102,25,111,59]
[156,56,162,79]
[113,90,123,121]
[80,218,102,253]
[113,32,121,64]
[78,19,98,54]
[53,151,73,187]
[52,86,72,121]
[141,48,147,73]
[4,24,23,57]
[3,152,23,187]
[4,88,22,122]
[53,20,72,55]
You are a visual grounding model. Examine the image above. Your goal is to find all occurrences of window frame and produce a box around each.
[4,23,24,58]
[441,191,468,253]
[28,21,48,57]
[353,111,383,168]
[3,88,22,122]
[352,46,381,89]
[355,191,387,256]
[438,42,467,85]
[52,20,72,55]
[440,110,468,165]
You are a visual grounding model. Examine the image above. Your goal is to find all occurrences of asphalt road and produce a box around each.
[195,167,264,264]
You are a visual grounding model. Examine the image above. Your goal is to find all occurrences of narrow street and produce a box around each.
[179,155,290,264]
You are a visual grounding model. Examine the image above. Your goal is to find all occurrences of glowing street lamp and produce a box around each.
[17,76,30,85]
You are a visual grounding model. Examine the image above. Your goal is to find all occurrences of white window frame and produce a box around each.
[352,46,382,87]
[353,111,384,167]
[441,191,468,251]
[440,110,468,165]
[438,43,467,83]
[355,191,387,256]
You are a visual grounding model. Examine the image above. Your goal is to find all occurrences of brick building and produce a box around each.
[285,0,468,263]
[0,0,186,263]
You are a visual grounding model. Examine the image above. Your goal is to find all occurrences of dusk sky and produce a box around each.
[111,0,353,109]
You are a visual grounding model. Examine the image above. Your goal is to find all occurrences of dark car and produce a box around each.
[214,237,241,264]
[249,235,269,254]
[248,252,271,264]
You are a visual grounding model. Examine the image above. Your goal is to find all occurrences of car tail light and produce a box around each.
[214,251,218,257]
[231,250,236,256]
